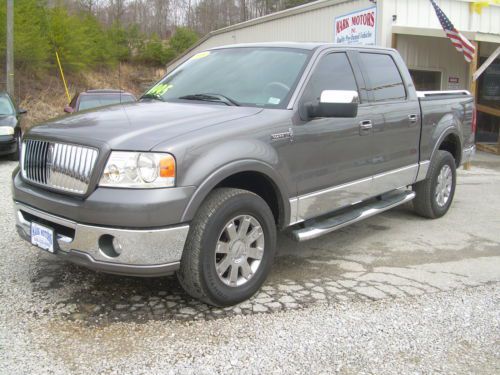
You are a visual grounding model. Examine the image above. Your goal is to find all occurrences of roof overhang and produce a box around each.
[392,25,500,44]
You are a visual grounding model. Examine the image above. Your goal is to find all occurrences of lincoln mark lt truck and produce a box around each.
[13,43,475,306]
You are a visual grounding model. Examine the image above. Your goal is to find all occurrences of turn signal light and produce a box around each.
[160,155,176,178]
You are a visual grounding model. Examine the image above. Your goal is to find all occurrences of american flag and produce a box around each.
[430,0,476,62]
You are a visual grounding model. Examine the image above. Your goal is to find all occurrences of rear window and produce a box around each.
[78,94,135,111]
[359,53,406,102]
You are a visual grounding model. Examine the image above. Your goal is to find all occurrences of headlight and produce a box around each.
[0,126,14,136]
[99,152,176,188]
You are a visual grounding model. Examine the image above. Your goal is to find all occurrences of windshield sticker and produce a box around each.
[147,83,174,96]
[268,97,281,105]
[190,51,210,60]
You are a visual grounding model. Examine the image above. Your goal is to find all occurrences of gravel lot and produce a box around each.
[1,152,499,374]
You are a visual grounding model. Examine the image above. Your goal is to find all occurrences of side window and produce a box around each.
[301,53,359,105]
[359,53,406,102]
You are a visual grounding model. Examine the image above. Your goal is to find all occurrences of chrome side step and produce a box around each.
[291,190,416,242]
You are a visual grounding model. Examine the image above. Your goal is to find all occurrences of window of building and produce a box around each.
[359,53,406,102]
[409,69,442,91]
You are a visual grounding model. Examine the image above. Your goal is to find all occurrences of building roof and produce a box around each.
[208,42,393,52]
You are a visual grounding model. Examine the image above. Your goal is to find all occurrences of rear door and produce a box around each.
[291,50,378,221]
[356,51,421,194]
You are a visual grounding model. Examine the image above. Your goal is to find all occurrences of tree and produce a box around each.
[169,27,198,55]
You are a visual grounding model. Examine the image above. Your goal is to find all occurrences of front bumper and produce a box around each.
[15,201,189,277]
[0,135,16,155]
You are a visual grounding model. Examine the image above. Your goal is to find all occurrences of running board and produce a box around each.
[291,190,416,242]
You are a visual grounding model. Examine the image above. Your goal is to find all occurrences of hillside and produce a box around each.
[17,63,165,130]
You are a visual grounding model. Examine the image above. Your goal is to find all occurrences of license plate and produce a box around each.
[31,222,55,253]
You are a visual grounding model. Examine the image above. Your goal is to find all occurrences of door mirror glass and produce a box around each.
[308,90,359,118]
[17,108,27,115]
[64,106,74,114]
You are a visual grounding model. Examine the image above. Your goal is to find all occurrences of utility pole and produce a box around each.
[6,0,14,96]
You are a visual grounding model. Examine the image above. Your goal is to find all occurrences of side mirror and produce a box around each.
[18,108,27,115]
[307,90,359,118]
[64,106,74,114]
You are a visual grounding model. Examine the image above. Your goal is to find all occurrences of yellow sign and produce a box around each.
[146,83,173,96]
[190,51,210,60]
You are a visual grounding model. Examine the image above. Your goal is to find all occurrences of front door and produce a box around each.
[290,51,378,221]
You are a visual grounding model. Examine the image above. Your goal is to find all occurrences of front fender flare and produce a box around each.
[181,159,291,227]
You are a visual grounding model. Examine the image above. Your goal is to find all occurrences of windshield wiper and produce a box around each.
[178,93,240,106]
[141,93,165,101]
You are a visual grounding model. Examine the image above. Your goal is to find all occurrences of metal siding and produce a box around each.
[394,0,500,34]
[397,34,468,90]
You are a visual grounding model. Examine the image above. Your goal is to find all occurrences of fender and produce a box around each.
[181,159,291,227]
[429,126,463,170]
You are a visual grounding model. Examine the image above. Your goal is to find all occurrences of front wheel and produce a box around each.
[413,150,456,219]
[177,188,277,306]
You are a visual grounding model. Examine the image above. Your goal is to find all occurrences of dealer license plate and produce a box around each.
[31,222,55,253]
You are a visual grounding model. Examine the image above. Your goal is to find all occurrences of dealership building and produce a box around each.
[170,0,500,151]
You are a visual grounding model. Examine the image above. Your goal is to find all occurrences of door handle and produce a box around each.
[408,114,418,123]
[359,120,373,130]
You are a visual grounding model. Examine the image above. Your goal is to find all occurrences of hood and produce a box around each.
[0,115,17,127]
[27,101,262,150]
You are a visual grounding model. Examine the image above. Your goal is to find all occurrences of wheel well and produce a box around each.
[438,134,461,166]
[215,171,284,227]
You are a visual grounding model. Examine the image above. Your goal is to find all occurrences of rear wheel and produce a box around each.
[177,188,277,306]
[413,150,456,218]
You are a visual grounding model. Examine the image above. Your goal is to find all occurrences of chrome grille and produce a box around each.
[21,139,98,195]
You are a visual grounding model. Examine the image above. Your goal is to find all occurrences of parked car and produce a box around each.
[64,89,136,113]
[12,43,475,306]
[0,92,26,161]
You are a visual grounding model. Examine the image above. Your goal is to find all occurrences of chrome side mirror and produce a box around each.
[308,90,359,118]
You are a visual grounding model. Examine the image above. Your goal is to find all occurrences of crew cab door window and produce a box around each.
[301,53,359,106]
[359,53,406,102]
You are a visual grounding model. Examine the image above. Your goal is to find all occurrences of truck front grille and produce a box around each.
[21,139,99,195]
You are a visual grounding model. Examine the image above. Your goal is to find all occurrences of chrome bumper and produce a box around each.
[14,201,189,277]
[462,145,476,165]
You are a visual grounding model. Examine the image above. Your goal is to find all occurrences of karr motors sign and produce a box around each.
[334,6,377,45]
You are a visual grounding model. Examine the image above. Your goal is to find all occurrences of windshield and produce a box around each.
[78,94,135,111]
[0,96,15,115]
[143,47,311,108]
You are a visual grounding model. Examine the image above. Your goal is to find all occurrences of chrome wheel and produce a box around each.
[215,215,265,287]
[435,164,452,207]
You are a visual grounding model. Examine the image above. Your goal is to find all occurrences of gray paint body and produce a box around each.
[11,43,474,273]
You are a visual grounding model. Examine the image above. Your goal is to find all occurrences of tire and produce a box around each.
[7,131,21,161]
[177,188,277,306]
[413,150,456,219]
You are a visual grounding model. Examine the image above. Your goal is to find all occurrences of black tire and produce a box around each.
[177,188,277,306]
[413,150,456,219]
[7,131,21,161]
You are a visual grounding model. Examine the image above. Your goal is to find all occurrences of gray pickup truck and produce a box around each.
[12,43,475,306]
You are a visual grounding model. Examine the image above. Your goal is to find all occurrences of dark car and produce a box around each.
[64,89,136,113]
[13,44,475,306]
[0,92,26,161]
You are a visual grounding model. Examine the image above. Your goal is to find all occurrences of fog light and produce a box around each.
[98,234,122,258]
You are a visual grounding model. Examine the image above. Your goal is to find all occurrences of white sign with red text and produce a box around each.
[334,6,377,45]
